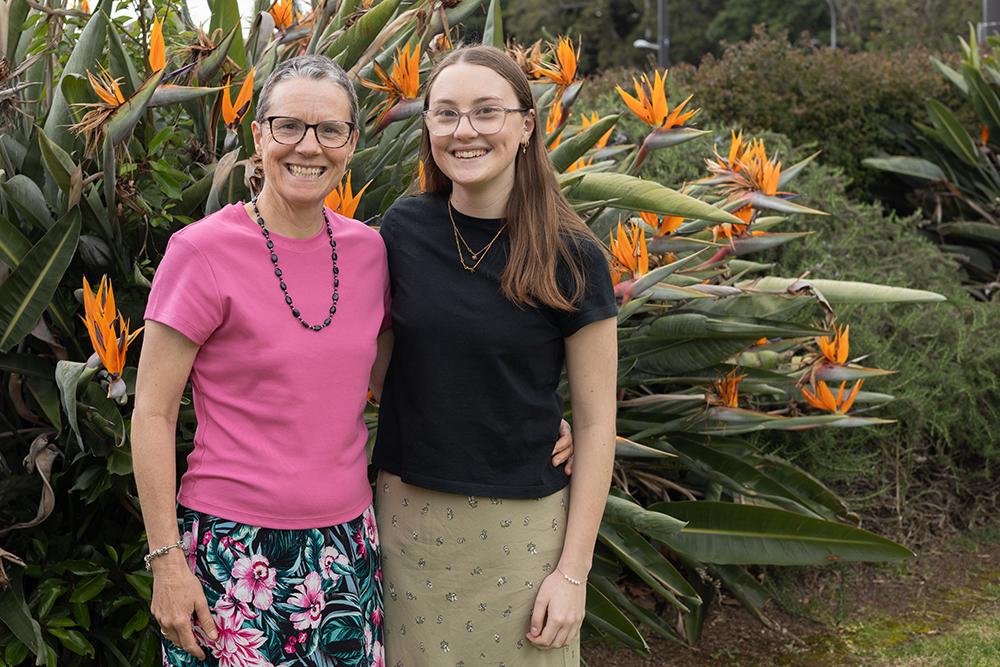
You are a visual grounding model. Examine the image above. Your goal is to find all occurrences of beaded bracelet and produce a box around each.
[556,568,586,586]
[144,540,186,571]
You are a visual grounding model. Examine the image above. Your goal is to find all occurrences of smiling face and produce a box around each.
[251,77,357,209]
[425,63,535,197]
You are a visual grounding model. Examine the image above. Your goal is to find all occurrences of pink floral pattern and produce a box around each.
[288,572,327,630]
[231,554,277,611]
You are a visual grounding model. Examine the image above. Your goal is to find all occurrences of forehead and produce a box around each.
[265,77,353,119]
[429,63,520,106]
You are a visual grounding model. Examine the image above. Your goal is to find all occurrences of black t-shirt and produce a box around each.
[373,193,617,498]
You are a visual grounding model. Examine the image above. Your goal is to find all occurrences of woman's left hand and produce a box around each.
[550,419,574,475]
[526,570,586,649]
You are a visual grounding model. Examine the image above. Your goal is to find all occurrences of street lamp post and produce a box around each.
[983,0,1000,40]
[657,0,670,67]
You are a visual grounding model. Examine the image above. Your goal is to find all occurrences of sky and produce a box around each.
[186,0,260,33]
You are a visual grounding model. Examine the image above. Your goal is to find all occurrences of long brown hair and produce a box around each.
[420,45,602,311]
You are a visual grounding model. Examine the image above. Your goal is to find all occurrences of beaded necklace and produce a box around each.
[250,196,340,331]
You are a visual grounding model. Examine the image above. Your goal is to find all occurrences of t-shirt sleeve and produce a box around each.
[556,237,618,337]
[144,234,224,345]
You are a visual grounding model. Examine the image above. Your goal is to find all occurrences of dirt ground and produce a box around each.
[581,533,1000,667]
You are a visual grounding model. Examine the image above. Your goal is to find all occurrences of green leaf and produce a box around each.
[566,173,742,224]
[862,156,946,181]
[0,575,45,662]
[37,128,80,197]
[121,609,149,639]
[0,213,31,266]
[602,495,686,543]
[709,564,773,626]
[937,221,1000,244]
[589,576,685,645]
[777,150,820,188]
[0,352,55,379]
[209,0,246,68]
[549,114,619,173]
[106,69,166,146]
[584,582,648,652]
[746,193,827,216]
[926,99,979,166]
[42,10,108,152]
[962,62,1000,132]
[931,57,968,94]
[329,0,402,68]
[0,209,81,352]
[635,338,751,375]
[737,277,946,304]
[598,524,700,610]
[482,0,504,48]
[195,25,240,82]
[5,0,29,64]
[47,628,94,658]
[650,501,914,565]
[149,84,224,108]
[107,22,142,94]
[55,361,89,451]
[646,312,825,340]
[1,174,52,230]
[68,574,109,604]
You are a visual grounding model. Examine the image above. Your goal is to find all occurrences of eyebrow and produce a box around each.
[430,96,508,105]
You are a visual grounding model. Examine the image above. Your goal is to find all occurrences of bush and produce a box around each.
[671,28,960,201]
[765,161,1000,539]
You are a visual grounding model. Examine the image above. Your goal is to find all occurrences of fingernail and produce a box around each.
[530,627,538,634]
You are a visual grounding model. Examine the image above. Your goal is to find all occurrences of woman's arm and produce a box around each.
[528,316,617,649]
[131,321,217,658]
[369,329,394,402]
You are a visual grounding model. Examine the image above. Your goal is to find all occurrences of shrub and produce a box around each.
[671,28,959,200]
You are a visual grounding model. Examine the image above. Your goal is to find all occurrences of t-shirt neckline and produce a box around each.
[234,202,334,251]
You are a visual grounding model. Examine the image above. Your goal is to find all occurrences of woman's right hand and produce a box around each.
[151,550,218,660]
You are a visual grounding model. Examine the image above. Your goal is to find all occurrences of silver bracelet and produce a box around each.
[144,540,186,571]
[556,568,585,586]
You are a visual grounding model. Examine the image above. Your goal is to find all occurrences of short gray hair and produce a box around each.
[255,55,359,127]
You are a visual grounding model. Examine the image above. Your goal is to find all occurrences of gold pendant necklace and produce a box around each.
[448,200,507,273]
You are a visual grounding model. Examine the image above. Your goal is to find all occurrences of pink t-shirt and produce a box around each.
[144,203,390,529]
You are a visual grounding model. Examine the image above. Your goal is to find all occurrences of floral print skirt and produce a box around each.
[376,472,578,667]
[162,504,384,667]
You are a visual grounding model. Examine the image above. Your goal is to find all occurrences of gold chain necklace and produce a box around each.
[448,200,507,273]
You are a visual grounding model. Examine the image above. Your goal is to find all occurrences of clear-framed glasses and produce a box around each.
[265,116,356,149]
[421,105,528,137]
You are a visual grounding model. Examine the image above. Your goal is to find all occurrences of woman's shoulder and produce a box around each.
[381,192,443,229]
[172,203,252,249]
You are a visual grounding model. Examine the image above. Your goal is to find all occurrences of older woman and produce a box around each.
[132,56,389,666]
[373,46,618,666]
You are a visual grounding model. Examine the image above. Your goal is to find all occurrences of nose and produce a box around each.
[453,113,478,139]
[295,128,323,154]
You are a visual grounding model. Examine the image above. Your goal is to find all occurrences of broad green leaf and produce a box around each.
[195,25,240,83]
[107,22,142,94]
[635,338,751,375]
[0,209,81,352]
[754,454,851,521]
[926,99,979,166]
[106,69,166,145]
[149,85,224,108]
[68,573,109,604]
[0,575,45,663]
[732,231,812,255]
[5,0,29,64]
[862,156,947,181]
[549,114,619,173]
[777,150,820,188]
[584,582,648,652]
[47,628,94,657]
[1,174,51,230]
[646,312,825,340]
[738,277,946,304]
[937,221,1000,244]
[42,10,108,152]
[0,352,55,379]
[814,364,895,381]
[642,127,710,151]
[599,524,700,610]
[962,63,1000,131]
[746,193,828,216]
[55,360,89,451]
[709,564,773,626]
[566,173,742,224]
[602,495,686,543]
[589,576,685,645]
[329,0,402,68]
[651,501,914,565]
[482,0,504,48]
[614,435,677,459]
[0,213,31,266]
[37,129,79,197]
[932,57,968,94]
[26,376,61,429]
[209,0,246,68]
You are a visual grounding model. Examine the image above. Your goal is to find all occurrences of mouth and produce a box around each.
[285,164,327,179]
[451,148,490,160]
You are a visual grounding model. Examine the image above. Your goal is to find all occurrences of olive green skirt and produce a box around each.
[376,471,580,667]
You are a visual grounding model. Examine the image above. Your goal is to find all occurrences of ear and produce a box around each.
[522,109,536,142]
[251,120,263,154]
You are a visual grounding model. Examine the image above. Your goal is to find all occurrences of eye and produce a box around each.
[474,106,504,118]
[432,108,459,119]
[275,119,303,131]
[318,122,348,137]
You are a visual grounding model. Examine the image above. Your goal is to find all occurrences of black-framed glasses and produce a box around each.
[265,116,356,148]
[421,106,528,136]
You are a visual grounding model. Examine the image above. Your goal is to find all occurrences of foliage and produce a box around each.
[0,0,945,663]
[704,0,831,47]
[670,27,959,199]
[766,159,1000,529]
[865,27,1000,302]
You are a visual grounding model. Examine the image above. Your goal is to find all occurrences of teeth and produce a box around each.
[454,149,488,159]
[288,165,324,177]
